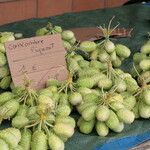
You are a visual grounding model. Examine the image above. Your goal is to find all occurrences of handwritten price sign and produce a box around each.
[5,34,67,89]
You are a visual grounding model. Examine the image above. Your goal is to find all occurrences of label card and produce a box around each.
[5,34,68,89]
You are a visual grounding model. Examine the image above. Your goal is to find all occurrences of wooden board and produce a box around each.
[37,0,72,18]
[72,0,104,12]
[0,0,37,25]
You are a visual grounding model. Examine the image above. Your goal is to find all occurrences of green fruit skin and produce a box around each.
[76,102,96,114]
[139,102,150,118]
[69,92,82,106]
[143,90,150,105]
[98,78,112,90]
[96,106,110,121]
[0,92,14,105]
[0,52,6,66]
[139,59,150,71]
[78,118,95,134]
[115,79,127,93]
[61,30,74,41]
[36,27,49,36]
[31,131,47,150]
[133,52,147,64]
[138,71,150,84]
[0,128,21,149]
[78,60,90,68]
[48,133,64,150]
[121,92,136,110]
[17,105,28,116]
[53,123,74,138]
[90,60,107,70]
[90,49,99,60]
[105,110,120,130]
[0,100,19,120]
[112,122,124,133]
[80,41,96,52]
[12,116,29,129]
[0,66,9,79]
[81,105,97,121]
[96,122,109,137]
[0,139,9,150]
[117,108,135,124]
[0,43,5,53]
[63,40,72,50]
[115,44,131,58]
[0,76,11,89]
[112,56,122,67]
[83,93,99,103]
[13,145,23,150]
[55,116,76,128]
[141,43,150,54]
[110,102,125,111]
[104,40,115,53]
[56,105,71,117]
[19,129,31,150]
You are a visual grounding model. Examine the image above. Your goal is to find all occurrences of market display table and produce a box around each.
[0,3,150,150]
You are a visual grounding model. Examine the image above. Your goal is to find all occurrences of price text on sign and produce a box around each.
[5,34,67,89]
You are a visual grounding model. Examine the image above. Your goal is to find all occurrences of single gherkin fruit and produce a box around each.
[53,123,74,138]
[139,101,150,119]
[19,129,32,150]
[69,37,76,45]
[121,92,136,110]
[78,117,95,134]
[115,44,131,58]
[53,26,63,33]
[69,92,82,106]
[61,30,74,41]
[96,105,110,121]
[0,66,9,79]
[105,110,120,130]
[90,49,99,60]
[31,131,47,150]
[98,77,112,90]
[133,52,147,64]
[112,56,122,67]
[90,60,107,70]
[114,79,127,93]
[110,102,125,111]
[0,91,14,105]
[117,108,135,124]
[110,51,117,61]
[79,41,97,52]
[141,42,150,54]
[81,105,97,121]
[63,40,72,50]
[36,27,49,36]
[139,59,150,71]
[0,52,7,66]
[0,76,11,89]
[0,128,21,149]
[104,40,115,53]
[48,132,64,150]
[78,60,90,68]
[12,116,29,129]
[96,122,109,137]
[112,122,124,133]
[142,90,150,105]
[56,104,71,117]
[0,100,19,120]
[0,43,5,53]
[98,50,110,63]
[138,71,150,84]
[132,103,140,119]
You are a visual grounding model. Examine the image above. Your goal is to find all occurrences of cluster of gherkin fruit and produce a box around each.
[0,21,149,150]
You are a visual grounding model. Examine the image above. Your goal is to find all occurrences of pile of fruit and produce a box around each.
[0,21,149,150]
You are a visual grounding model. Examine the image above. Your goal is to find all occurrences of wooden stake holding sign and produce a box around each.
[5,34,68,89]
